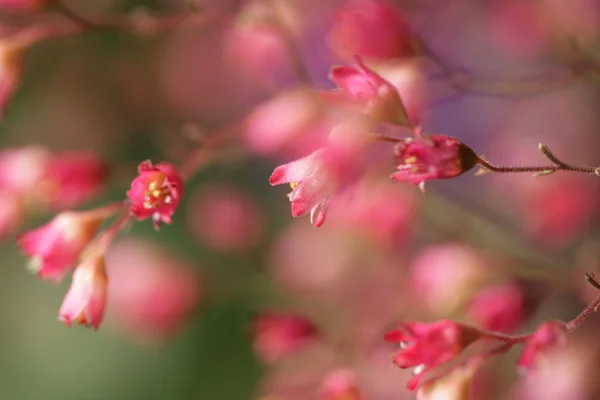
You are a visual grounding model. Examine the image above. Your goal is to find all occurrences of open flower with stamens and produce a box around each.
[384,320,482,390]
[322,56,410,125]
[269,141,362,227]
[17,206,119,282]
[59,250,108,330]
[126,160,184,229]
[391,133,478,192]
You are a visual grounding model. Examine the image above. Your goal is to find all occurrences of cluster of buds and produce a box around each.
[17,159,184,330]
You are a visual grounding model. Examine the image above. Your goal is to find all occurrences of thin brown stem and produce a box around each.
[566,294,600,332]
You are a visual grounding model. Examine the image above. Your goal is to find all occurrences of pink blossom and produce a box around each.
[59,252,108,330]
[186,185,263,251]
[391,133,477,188]
[251,312,317,363]
[17,208,116,282]
[323,56,410,125]
[106,239,202,342]
[318,369,363,400]
[328,0,414,61]
[384,320,482,390]
[126,160,184,229]
[467,283,527,333]
[517,321,568,371]
[0,146,48,195]
[269,142,362,227]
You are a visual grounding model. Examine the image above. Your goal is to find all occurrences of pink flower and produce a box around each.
[59,252,108,330]
[251,312,317,363]
[106,239,202,342]
[41,151,108,210]
[384,320,482,390]
[328,0,414,61]
[269,143,361,227]
[318,369,363,400]
[17,207,117,282]
[323,56,410,125]
[517,321,568,371]
[391,133,477,189]
[467,283,527,333]
[126,160,184,229]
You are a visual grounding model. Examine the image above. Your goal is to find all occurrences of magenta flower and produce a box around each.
[384,320,482,390]
[391,134,477,190]
[269,144,359,227]
[517,321,568,370]
[251,312,317,363]
[59,252,108,330]
[323,56,409,125]
[126,160,184,229]
[17,208,116,282]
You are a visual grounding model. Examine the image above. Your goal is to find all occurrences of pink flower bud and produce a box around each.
[126,160,184,229]
[17,207,117,282]
[384,320,482,390]
[328,0,414,61]
[59,252,108,330]
[318,369,363,400]
[517,321,568,371]
[467,282,527,333]
[323,56,410,125]
[392,134,478,188]
[251,312,317,363]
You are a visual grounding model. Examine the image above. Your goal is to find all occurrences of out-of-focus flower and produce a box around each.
[0,0,46,10]
[126,160,184,229]
[270,139,365,227]
[59,250,108,330]
[409,243,488,316]
[186,185,263,251]
[384,320,482,390]
[241,88,330,157]
[318,369,363,400]
[517,321,568,371]
[106,238,202,342]
[467,282,527,333]
[328,0,414,62]
[323,56,410,125]
[417,362,479,400]
[391,133,478,189]
[40,151,109,210]
[251,312,317,363]
[0,146,48,196]
[17,207,117,282]
[0,190,24,238]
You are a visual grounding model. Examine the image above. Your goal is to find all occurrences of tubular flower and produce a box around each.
[17,208,116,282]
[322,56,410,125]
[384,320,482,390]
[126,160,184,229]
[59,251,108,330]
[269,143,360,227]
[391,133,478,191]
[517,321,568,371]
[250,312,317,363]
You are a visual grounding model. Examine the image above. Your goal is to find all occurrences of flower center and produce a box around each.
[143,174,173,209]
[289,182,300,190]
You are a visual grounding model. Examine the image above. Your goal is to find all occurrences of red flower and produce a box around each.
[269,144,360,227]
[59,252,108,330]
[251,312,317,363]
[391,133,477,190]
[126,160,184,229]
[517,321,568,371]
[384,320,482,390]
[17,207,117,282]
[323,56,409,125]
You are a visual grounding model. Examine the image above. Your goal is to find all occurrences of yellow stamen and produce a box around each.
[405,156,418,164]
[289,182,299,190]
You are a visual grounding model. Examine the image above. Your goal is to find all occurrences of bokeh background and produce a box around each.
[0,0,599,399]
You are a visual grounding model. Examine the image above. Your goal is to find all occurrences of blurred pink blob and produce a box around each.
[328,0,414,62]
[241,88,331,157]
[0,190,24,238]
[488,1,552,58]
[409,243,489,315]
[106,238,203,342]
[186,185,263,251]
[517,321,567,371]
[0,0,45,10]
[466,282,526,333]
[251,312,317,364]
[318,368,364,400]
